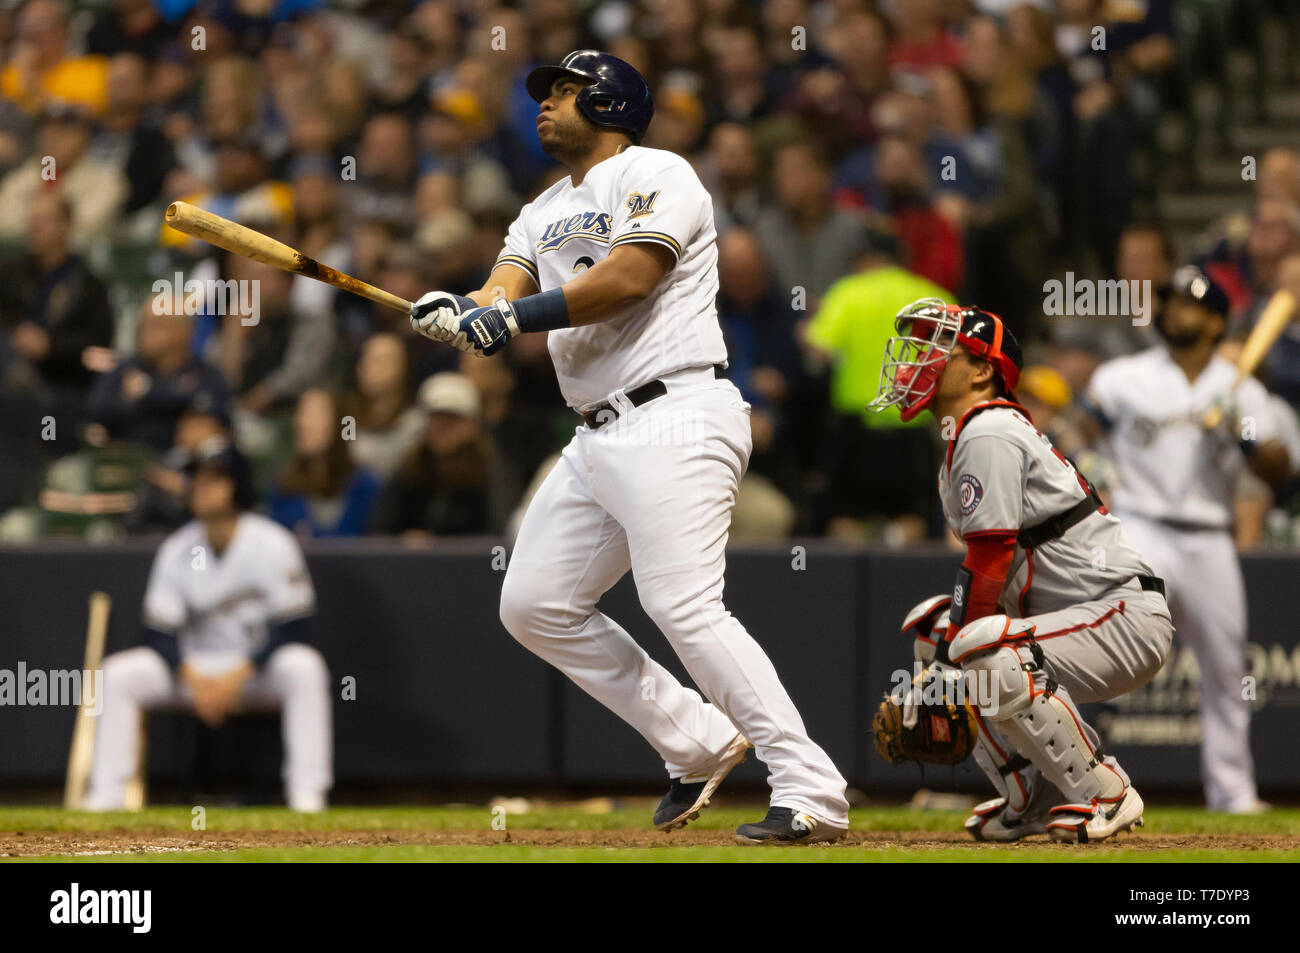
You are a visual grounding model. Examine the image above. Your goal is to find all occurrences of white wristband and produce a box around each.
[493,297,520,336]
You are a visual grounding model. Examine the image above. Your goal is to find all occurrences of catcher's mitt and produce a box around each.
[872,691,978,765]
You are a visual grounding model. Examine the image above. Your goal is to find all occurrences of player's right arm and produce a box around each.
[141,539,186,671]
[1073,362,1119,447]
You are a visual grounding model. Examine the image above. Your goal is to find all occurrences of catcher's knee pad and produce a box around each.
[971,713,1035,814]
[996,686,1125,805]
[959,643,1034,719]
[950,614,1036,666]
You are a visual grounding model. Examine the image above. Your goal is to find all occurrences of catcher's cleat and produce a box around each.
[734,807,848,845]
[654,733,751,832]
[964,797,1049,842]
[1046,788,1145,844]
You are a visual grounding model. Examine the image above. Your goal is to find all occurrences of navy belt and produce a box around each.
[582,365,725,431]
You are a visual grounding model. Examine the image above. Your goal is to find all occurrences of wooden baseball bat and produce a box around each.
[64,591,111,809]
[1203,288,1296,429]
[164,201,413,313]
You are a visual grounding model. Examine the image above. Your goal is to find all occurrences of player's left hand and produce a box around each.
[410,290,474,350]
[459,299,520,357]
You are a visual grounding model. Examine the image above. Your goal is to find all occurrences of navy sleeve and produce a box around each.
[143,626,180,669]
[252,615,313,669]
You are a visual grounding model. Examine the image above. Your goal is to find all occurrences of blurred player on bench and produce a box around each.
[86,438,332,811]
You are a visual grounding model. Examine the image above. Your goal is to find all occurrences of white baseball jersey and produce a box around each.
[1085,348,1286,529]
[494,145,726,410]
[939,403,1154,617]
[142,513,316,671]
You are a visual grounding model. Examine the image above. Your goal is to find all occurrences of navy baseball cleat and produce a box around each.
[734,807,847,845]
[654,733,751,832]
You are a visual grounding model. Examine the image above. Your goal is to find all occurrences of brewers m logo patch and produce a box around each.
[625,190,660,219]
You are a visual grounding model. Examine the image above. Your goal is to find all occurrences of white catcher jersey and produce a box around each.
[494,145,726,410]
[142,514,316,669]
[1085,348,1286,529]
[939,404,1155,617]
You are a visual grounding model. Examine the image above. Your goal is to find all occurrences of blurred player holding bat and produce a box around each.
[1080,266,1296,813]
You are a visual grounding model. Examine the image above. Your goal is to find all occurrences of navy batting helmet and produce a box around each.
[526,50,654,144]
[1158,264,1230,318]
[1155,264,1230,344]
[186,436,256,511]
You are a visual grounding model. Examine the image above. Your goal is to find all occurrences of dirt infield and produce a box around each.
[1,828,1291,857]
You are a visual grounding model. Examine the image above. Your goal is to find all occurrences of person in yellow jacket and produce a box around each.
[1,0,108,116]
[802,223,954,540]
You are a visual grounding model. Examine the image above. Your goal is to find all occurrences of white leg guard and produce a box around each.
[962,641,1125,807]
[970,711,1035,814]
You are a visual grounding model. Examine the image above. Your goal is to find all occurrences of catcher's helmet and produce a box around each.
[867,299,1023,422]
[526,50,654,144]
[186,436,256,511]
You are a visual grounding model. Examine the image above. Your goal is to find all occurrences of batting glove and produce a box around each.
[1205,395,1243,448]
[460,298,520,356]
[409,290,476,345]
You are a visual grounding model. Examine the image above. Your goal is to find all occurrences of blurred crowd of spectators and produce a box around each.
[0,0,1297,545]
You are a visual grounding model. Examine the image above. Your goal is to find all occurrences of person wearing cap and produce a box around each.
[370,371,494,537]
[410,51,852,843]
[867,299,1172,843]
[124,402,232,535]
[1081,265,1293,814]
[87,437,332,812]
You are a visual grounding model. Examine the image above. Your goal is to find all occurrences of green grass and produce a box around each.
[24,846,1300,863]
[2,805,1296,863]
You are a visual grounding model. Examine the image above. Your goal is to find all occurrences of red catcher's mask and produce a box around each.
[867,299,1022,421]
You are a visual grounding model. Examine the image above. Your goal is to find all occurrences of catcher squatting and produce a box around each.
[408,50,1172,844]
[868,300,1173,843]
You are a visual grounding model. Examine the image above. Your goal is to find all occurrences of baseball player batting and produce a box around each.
[409,51,849,844]
[1081,267,1294,813]
[867,300,1173,842]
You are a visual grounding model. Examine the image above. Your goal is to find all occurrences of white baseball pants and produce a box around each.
[499,370,850,827]
[1116,512,1259,811]
[86,644,333,811]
